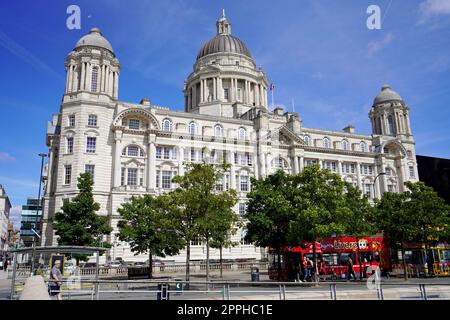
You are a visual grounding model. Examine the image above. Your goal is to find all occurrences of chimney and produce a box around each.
[140,98,151,106]
[343,125,355,134]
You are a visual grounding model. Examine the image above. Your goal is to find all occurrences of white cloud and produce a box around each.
[367,33,394,57]
[0,152,15,162]
[418,0,450,24]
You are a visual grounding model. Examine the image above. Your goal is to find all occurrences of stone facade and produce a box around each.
[0,184,12,253]
[41,12,418,262]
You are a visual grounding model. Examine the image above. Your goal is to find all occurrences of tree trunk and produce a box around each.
[148,252,153,279]
[401,242,408,280]
[220,246,223,278]
[357,236,363,281]
[186,243,190,289]
[277,245,282,281]
[206,235,210,287]
[312,239,319,283]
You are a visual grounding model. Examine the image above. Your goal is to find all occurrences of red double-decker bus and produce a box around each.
[268,236,392,281]
[320,236,391,279]
[268,242,321,281]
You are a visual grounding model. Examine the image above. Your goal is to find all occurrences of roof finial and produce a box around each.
[222,8,226,18]
[216,9,231,35]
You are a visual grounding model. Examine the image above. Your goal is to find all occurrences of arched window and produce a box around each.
[387,115,396,135]
[342,139,349,151]
[91,66,99,92]
[238,127,246,140]
[162,118,172,132]
[323,137,331,149]
[214,124,223,137]
[188,121,197,135]
[303,135,310,146]
[360,141,367,152]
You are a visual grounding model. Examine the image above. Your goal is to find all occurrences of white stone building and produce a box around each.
[41,12,419,262]
[0,184,12,253]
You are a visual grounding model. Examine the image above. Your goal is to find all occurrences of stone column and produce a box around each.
[293,156,299,174]
[200,79,204,103]
[187,89,191,110]
[213,78,217,101]
[356,161,362,191]
[255,83,260,107]
[147,136,156,190]
[113,132,123,188]
[337,160,342,176]
[178,146,185,176]
[299,156,304,172]
[217,77,223,101]
[65,66,70,93]
[113,72,119,99]
[192,83,197,107]
[80,62,86,91]
[259,151,266,177]
[405,111,412,135]
[86,63,92,92]
[230,164,236,189]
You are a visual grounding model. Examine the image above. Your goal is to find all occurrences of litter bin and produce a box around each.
[251,267,260,282]
[157,283,170,300]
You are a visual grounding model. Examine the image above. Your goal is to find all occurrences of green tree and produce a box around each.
[403,181,450,275]
[171,160,238,284]
[373,191,413,280]
[117,194,184,279]
[53,173,112,264]
[288,165,349,282]
[340,184,375,279]
[245,170,295,280]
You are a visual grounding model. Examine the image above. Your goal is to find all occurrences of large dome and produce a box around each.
[374,84,403,105]
[196,10,252,61]
[75,27,114,53]
[197,34,251,60]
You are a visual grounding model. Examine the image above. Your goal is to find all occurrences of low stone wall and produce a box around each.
[20,276,50,300]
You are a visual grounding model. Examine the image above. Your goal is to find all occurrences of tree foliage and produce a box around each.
[53,173,112,262]
[117,194,184,278]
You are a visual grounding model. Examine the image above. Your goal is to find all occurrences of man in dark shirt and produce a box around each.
[346,257,356,281]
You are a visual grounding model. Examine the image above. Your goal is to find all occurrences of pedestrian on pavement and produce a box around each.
[3,259,8,272]
[48,260,63,300]
[346,256,356,281]
[302,256,309,281]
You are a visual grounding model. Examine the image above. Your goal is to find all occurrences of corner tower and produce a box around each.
[64,28,121,101]
[184,11,268,118]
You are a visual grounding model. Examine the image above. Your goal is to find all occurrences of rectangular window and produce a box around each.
[156,147,162,159]
[139,168,144,186]
[409,166,415,178]
[216,175,224,192]
[225,174,230,190]
[163,147,170,160]
[305,159,318,167]
[364,184,372,198]
[127,168,138,186]
[129,119,140,130]
[68,114,76,127]
[246,153,252,166]
[234,153,239,165]
[323,161,337,173]
[67,137,74,154]
[162,171,172,189]
[240,176,249,192]
[88,114,97,127]
[172,148,177,160]
[121,168,126,186]
[237,88,242,101]
[191,148,196,161]
[85,164,95,180]
[86,137,96,153]
[239,203,246,217]
[224,88,229,101]
[64,165,72,185]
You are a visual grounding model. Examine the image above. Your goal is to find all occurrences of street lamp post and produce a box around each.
[373,172,387,199]
[31,153,47,274]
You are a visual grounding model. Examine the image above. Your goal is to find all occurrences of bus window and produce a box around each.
[440,249,450,262]
[304,253,322,261]
[359,252,374,263]
[323,253,339,266]
[339,252,356,266]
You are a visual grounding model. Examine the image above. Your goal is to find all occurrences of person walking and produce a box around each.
[346,256,356,281]
[3,258,8,272]
[302,256,310,281]
[48,260,63,300]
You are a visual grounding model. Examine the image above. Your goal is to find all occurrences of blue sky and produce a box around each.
[1,0,450,225]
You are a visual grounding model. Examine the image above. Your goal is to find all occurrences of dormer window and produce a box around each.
[162,118,172,132]
[129,119,140,130]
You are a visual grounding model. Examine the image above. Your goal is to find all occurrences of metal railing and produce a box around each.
[21,279,450,301]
